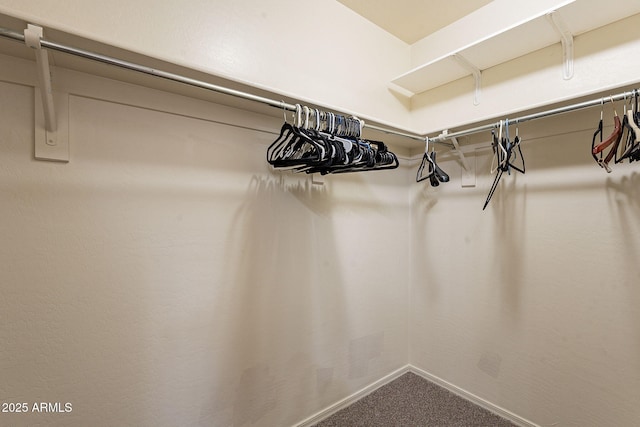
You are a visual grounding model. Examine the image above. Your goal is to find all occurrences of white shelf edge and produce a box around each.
[390,0,579,96]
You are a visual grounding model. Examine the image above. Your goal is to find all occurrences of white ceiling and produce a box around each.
[337,0,494,44]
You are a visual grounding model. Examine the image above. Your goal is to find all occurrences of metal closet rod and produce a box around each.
[428,89,638,144]
[0,26,428,143]
[2,25,633,148]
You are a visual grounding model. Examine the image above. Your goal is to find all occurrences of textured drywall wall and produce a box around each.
[410,106,640,426]
[0,0,412,127]
[0,55,410,426]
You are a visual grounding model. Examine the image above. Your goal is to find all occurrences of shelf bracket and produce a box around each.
[441,130,476,187]
[545,12,574,80]
[452,53,481,106]
[24,24,69,162]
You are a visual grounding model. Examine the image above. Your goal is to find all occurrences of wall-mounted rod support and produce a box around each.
[546,12,574,80]
[24,24,56,132]
[445,133,470,171]
[453,53,481,106]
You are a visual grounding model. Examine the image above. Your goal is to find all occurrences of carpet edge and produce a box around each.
[408,364,540,427]
[292,365,411,427]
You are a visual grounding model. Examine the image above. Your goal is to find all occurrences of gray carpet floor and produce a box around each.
[313,372,516,427]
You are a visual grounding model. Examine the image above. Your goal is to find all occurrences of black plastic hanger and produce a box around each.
[506,120,525,174]
[416,138,433,182]
[416,138,449,185]
[591,100,605,169]
[483,119,526,210]
[427,151,450,184]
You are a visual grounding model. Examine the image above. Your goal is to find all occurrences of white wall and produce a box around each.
[0,0,412,128]
[0,54,410,426]
[410,108,640,426]
[2,2,640,427]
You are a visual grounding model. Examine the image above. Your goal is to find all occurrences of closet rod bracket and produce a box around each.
[24,24,69,162]
[440,130,476,187]
[545,12,574,80]
[452,54,481,106]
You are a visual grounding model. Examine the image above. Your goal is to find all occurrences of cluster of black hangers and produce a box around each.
[483,118,526,210]
[267,104,398,174]
[591,90,640,173]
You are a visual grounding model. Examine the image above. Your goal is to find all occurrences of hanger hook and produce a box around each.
[506,118,510,141]
[293,104,301,127]
[609,95,618,115]
[302,106,310,130]
[600,98,604,120]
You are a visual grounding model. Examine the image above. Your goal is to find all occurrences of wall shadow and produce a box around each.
[490,174,527,321]
[605,172,640,348]
[202,173,352,426]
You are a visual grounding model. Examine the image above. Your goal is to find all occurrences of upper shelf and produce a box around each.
[391,0,640,97]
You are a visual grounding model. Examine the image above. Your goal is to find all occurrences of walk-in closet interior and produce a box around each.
[1,1,639,426]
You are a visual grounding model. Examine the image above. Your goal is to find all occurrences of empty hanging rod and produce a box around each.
[429,89,638,144]
[0,26,431,143]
